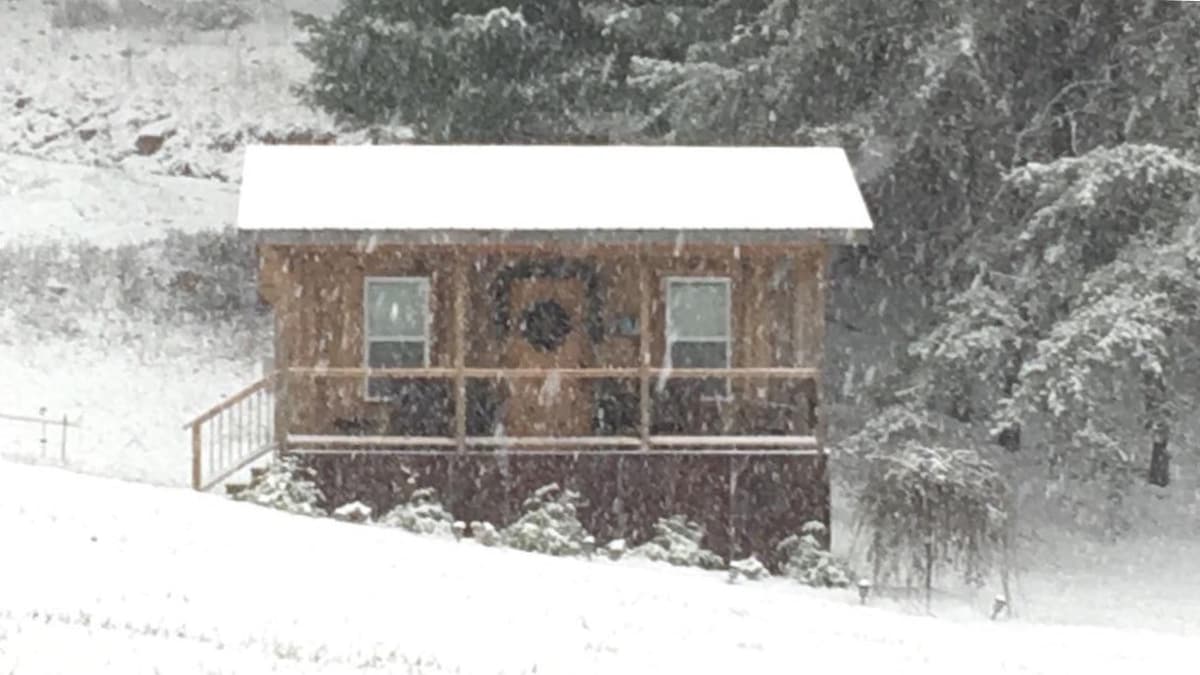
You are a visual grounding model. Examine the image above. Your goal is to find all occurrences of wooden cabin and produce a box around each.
[191,144,873,563]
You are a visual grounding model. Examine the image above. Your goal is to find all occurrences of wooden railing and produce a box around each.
[186,365,822,491]
[280,366,822,456]
[185,373,277,491]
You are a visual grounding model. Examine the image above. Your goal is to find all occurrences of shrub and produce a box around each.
[50,0,166,29]
[229,456,325,516]
[857,441,1008,604]
[729,556,768,581]
[629,515,724,570]
[333,501,372,523]
[379,487,454,536]
[50,0,114,29]
[166,0,254,32]
[160,228,260,321]
[776,521,855,588]
[470,521,501,547]
[500,483,590,556]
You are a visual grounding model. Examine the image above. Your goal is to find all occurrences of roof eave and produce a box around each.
[239,228,873,247]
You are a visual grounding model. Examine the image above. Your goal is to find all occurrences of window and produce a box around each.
[364,277,430,399]
[666,277,731,395]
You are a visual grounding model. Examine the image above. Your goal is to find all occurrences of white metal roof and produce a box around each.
[236,144,873,243]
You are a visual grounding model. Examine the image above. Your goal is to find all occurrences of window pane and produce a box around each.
[367,280,427,338]
[670,341,728,368]
[668,281,729,338]
[368,340,425,368]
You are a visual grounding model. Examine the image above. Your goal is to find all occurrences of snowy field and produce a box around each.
[1,459,1197,675]
[0,152,236,247]
[0,326,259,485]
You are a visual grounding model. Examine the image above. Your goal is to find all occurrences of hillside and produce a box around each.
[0,152,236,246]
[1,459,1197,674]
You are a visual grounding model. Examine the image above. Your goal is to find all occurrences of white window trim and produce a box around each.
[664,276,732,398]
[363,276,432,402]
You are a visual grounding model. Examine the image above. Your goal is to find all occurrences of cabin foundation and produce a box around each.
[299,452,828,566]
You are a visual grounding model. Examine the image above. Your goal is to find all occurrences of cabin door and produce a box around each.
[502,277,594,438]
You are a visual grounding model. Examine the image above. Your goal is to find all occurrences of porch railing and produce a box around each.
[281,366,822,456]
[187,365,822,491]
[184,373,277,491]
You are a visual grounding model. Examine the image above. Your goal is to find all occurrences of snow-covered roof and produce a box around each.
[236,144,873,245]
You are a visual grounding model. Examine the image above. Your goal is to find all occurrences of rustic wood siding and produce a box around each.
[260,244,825,437]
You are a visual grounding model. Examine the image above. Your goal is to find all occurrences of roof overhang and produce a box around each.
[237,144,875,246]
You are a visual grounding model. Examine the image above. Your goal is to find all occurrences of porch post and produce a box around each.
[453,254,467,452]
[638,252,651,450]
[814,245,828,450]
[275,369,289,456]
[793,251,819,441]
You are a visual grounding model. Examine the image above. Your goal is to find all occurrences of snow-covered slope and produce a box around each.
[1,460,1195,674]
[0,152,235,247]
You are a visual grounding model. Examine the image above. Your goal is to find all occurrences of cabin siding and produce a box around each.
[261,244,826,439]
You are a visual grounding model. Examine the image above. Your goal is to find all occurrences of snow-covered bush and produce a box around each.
[605,538,627,561]
[500,483,591,556]
[333,501,372,523]
[379,487,454,536]
[776,521,855,588]
[729,556,768,581]
[470,521,500,547]
[229,456,325,516]
[629,515,724,570]
[858,442,1007,596]
[166,0,253,32]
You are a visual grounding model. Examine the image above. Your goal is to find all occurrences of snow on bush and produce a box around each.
[166,0,254,32]
[500,483,591,557]
[605,538,627,561]
[729,556,768,581]
[228,456,325,517]
[470,521,501,547]
[776,521,855,588]
[379,487,454,536]
[333,501,372,523]
[629,515,724,570]
[859,442,1007,592]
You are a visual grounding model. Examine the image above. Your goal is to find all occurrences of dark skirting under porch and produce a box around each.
[300,452,829,568]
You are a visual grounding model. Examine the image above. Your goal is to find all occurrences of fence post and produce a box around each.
[60,414,68,464]
[191,423,203,490]
[39,408,48,458]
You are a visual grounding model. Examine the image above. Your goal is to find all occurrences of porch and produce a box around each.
[185,365,824,492]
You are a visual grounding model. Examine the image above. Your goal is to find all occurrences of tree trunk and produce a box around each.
[1143,367,1171,487]
[1148,430,1170,487]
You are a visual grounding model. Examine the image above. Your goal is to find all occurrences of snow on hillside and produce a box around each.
[0,152,235,247]
[0,331,257,486]
[1,460,1196,674]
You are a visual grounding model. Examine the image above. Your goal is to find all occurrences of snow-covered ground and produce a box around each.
[0,152,236,247]
[0,328,259,485]
[1,459,1196,675]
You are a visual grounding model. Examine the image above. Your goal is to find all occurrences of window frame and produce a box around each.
[362,276,432,402]
[664,276,733,398]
